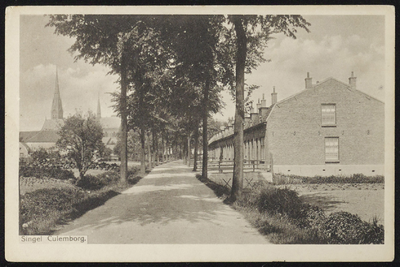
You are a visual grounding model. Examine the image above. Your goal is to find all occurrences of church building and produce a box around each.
[19,68,120,156]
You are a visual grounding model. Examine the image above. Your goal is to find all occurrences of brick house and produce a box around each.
[208,73,384,176]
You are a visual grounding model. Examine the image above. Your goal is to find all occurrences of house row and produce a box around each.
[208,73,385,176]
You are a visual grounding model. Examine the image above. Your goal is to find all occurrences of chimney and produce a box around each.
[271,86,278,105]
[305,72,313,89]
[261,93,267,107]
[256,99,262,111]
[349,71,356,89]
[259,93,269,119]
[250,104,259,125]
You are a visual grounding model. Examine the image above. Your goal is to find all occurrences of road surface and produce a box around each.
[56,161,270,244]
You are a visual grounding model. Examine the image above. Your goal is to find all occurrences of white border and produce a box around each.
[5,5,395,262]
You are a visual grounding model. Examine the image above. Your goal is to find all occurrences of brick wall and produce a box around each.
[266,78,384,169]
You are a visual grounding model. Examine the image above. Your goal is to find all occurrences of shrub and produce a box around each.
[257,186,304,219]
[319,211,384,244]
[76,170,124,190]
[296,204,326,229]
[273,173,384,185]
[20,187,85,235]
[19,163,75,180]
[359,218,384,244]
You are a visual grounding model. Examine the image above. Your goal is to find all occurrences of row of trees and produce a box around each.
[47,14,310,201]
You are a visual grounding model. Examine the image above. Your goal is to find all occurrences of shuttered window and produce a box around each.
[325,137,339,162]
[321,104,336,126]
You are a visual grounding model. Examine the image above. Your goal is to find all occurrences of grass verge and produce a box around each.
[197,175,384,244]
[20,168,142,235]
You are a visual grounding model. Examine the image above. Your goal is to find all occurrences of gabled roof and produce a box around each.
[208,76,384,146]
[259,106,274,123]
[25,130,60,143]
[41,119,64,131]
[19,131,39,142]
[264,77,384,124]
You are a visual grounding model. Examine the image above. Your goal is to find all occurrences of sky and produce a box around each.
[19,15,385,131]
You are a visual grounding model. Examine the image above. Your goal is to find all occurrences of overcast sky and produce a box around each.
[19,15,385,131]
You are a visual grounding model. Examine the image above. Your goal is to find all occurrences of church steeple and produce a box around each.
[97,92,101,118]
[51,67,63,119]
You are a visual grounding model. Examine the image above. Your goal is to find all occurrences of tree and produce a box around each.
[160,15,226,178]
[56,112,105,180]
[47,15,158,183]
[227,15,310,201]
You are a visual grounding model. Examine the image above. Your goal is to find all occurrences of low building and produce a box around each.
[208,72,384,176]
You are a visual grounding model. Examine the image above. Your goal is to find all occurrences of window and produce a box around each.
[321,104,336,126]
[325,137,339,162]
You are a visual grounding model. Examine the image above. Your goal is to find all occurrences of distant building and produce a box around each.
[19,68,120,155]
[208,72,384,176]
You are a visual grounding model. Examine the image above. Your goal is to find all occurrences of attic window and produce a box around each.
[321,104,336,126]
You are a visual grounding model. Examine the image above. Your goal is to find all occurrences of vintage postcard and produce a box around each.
[5,5,395,262]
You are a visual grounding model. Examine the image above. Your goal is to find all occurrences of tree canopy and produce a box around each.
[56,112,105,180]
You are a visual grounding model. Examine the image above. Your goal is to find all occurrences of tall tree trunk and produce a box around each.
[155,131,159,165]
[231,16,247,201]
[147,132,152,169]
[193,119,199,171]
[152,129,157,166]
[140,127,146,175]
[202,77,210,179]
[119,49,128,183]
[183,139,187,165]
[187,133,191,167]
[161,134,165,162]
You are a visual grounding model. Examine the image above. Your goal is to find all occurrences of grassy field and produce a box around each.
[280,183,385,224]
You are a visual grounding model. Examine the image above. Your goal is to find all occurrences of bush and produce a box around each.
[19,163,75,180]
[20,187,85,234]
[360,218,384,244]
[320,211,384,244]
[273,173,384,185]
[199,173,384,244]
[76,171,124,190]
[296,204,326,229]
[257,186,304,219]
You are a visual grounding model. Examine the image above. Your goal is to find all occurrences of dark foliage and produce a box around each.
[320,211,384,244]
[257,186,304,218]
[19,162,75,180]
[197,174,384,244]
[20,187,85,234]
[274,173,384,185]
[76,171,120,190]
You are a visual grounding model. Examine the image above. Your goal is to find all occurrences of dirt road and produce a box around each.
[55,161,270,244]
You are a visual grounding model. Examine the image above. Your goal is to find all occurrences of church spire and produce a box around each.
[51,67,63,120]
[97,92,101,118]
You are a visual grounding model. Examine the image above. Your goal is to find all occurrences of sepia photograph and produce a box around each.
[5,5,395,262]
